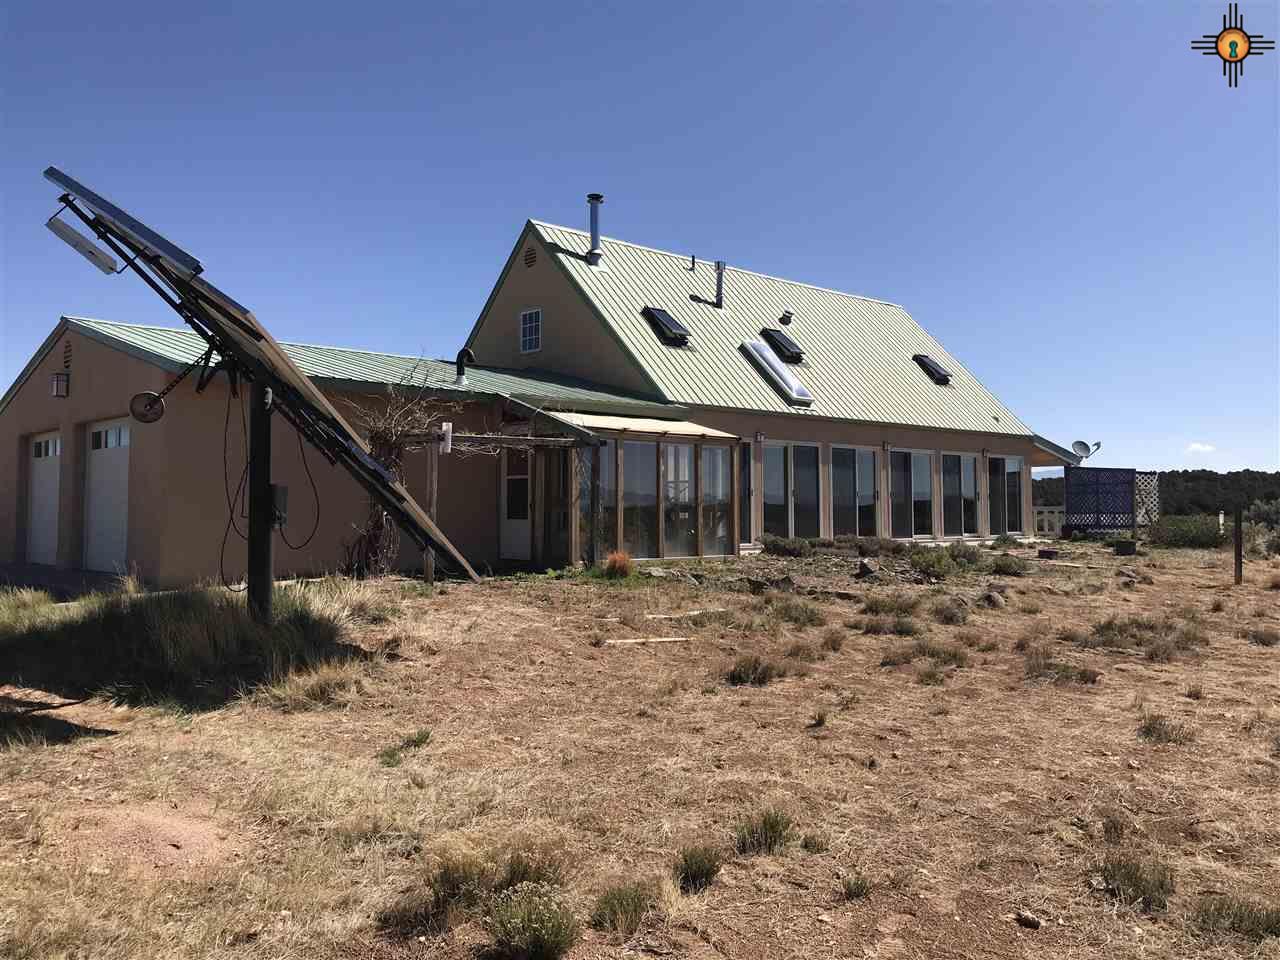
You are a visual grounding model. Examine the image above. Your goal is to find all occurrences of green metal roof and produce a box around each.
[532,221,1034,437]
[32,317,679,417]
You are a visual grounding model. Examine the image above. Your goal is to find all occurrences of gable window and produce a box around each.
[519,309,542,353]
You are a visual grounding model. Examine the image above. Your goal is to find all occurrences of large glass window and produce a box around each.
[989,455,1023,535]
[623,441,657,558]
[662,444,696,557]
[738,442,752,543]
[763,445,789,538]
[701,446,732,556]
[912,453,933,537]
[942,455,978,537]
[578,442,617,562]
[891,451,934,538]
[793,446,820,539]
[833,448,877,538]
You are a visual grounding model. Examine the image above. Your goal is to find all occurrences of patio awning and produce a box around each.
[543,411,739,441]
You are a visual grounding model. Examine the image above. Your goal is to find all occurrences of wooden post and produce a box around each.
[424,440,438,585]
[568,448,582,566]
[695,443,704,557]
[615,439,624,555]
[656,443,666,559]
[1234,506,1243,586]
[589,444,600,566]
[730,443,741,554]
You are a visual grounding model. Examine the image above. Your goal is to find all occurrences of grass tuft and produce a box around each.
[1101,854,1174,912]
[1193,894,1280,941]
[725,655,786,686]
[800,832,829,853]
[1245,627,1279,647]
[842,871,873,900]
[673,844,722,893]
[863,593,920,616]
[1137,711,1194,745]
[766,594,825,628]
[486,882,579,960]
[590,880,659,940]
[1099,807,1126,844]
[990,554,1029,576]
[734,807,792,856]
[820,627,845,652]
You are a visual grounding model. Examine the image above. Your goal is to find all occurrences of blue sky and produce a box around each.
[2,1,1276,472]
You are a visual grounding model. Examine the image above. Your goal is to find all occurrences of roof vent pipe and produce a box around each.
[714,260,726,308]
[586,193,604,265]
[455,347,476,387]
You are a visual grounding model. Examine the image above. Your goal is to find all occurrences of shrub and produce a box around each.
[674,844,722,893]
[759,533,812,558]
[1099,807,1126,844]
[916,662,945,685]
[1210,597,1226,613]
[842,872,873,900]
[863,616,892,636]
[768,595,824,627]
[252,659,367,712]
[496,839,570,893]
[1137,711,1194,745]
[1184,683,1204,700]
[881,637,967,669]
[989,534,1020,549]
[376,848,493,935]
[602,551,634,579]
[854,537,910,557]
[946,541,983,566]
[1018,600,1043,615]
[930,598,968,625]
[1193,894,1280,941]
[725,655,785,686]
[591,880,659,939]
[734,807,792,856]
[909,548,956,580]
[1245,498,1280,529]
[1101,854,1174,912]
[955,628,984,648]
[990,555,1029,577]
[1023,647,1100,685]
[820,627,845,652]
[800,832,829,853]
[784,641,819,662]
[1245,627,1279,647]
[486,882,579,960]
[1147,515,1224,548]
[862,593,920,616]
[892,615,923,637]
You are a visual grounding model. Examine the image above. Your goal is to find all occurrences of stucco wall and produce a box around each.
[465,227,658,396]
[1,327,501,587]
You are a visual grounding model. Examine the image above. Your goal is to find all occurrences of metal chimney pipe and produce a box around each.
[586,193,605,265]
[714,260,726,308]
[455,347,476,386]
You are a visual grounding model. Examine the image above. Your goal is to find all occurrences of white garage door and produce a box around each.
[84,420,130,573]
[27,432,61,565]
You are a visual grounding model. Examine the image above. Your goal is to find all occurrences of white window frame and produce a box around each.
[830,444,878,539]
[888,447,936,540]
[519,308,542,354]
[940,450,980,539]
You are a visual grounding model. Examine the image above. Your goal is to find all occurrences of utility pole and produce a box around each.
[248,381,274,622]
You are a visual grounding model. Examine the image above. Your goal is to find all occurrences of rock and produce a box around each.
[743,577,769,595]
[644,567,672,578]
[1015,910,1042,930]
[769,575,796,593]
[988,581,1010,594]
[1116,567,1139,580]
[1118,578,1137,590]
[856,558,880,578]
[981,590,1007,608]
[1037,548,1059,560]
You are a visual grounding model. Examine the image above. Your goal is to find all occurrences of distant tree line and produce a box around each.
[1033,469,1280,513]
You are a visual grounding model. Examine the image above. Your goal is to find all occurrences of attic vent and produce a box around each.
[741,339,814,406]
[912,354,951,385]
[761,327,804,363]
[523,246,537,268]
[642,306,690,346]
[63,340,72,369]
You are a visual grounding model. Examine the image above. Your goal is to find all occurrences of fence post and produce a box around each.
[1234,507,1243,586]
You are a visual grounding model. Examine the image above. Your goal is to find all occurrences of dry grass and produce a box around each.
[1100,853,1174,912]
[3,542,1277,959]
[602,551,634,579]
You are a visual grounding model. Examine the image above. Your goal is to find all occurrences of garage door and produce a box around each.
[27,432,61,565]
[84,420,130,573]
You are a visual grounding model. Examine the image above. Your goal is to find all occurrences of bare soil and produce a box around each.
[2,542,1278,959]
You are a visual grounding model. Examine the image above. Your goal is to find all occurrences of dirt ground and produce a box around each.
[2,541,1278,959]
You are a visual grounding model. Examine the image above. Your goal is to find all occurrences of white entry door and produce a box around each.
[27,432,61,565]
[84,419,130,572]
[500,448,531,561]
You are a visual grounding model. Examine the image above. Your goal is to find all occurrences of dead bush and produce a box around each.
[603,551,634,579]
[1137,711,1194,745]
[930,598,968,625]
[725,655,786,686]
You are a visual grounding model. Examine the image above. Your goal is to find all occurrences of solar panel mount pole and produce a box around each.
[248,381,274,622]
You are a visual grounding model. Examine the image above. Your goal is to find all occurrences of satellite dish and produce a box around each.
[1070,440,1102,460]
[130,391,165,424]
[1090,441,1102,455]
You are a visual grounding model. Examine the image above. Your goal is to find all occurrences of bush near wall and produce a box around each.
[1147,515,1225,549]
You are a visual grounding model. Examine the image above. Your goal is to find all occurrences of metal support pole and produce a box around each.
[425,441,438,586]
[1234,507,1243,586]
[247,381,274,622]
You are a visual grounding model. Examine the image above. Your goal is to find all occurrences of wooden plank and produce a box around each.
[597,608,726,623]
[603,637,690,646]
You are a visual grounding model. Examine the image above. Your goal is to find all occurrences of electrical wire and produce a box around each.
[279,428,321,550]
[219,387,248,591]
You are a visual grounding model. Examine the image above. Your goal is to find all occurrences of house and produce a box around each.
[0,195,1078,586]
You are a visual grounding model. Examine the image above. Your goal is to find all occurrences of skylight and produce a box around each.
[912,354,951,385]
[741,339,814,406]
[761,327,804,363]
[642,306,690,346]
